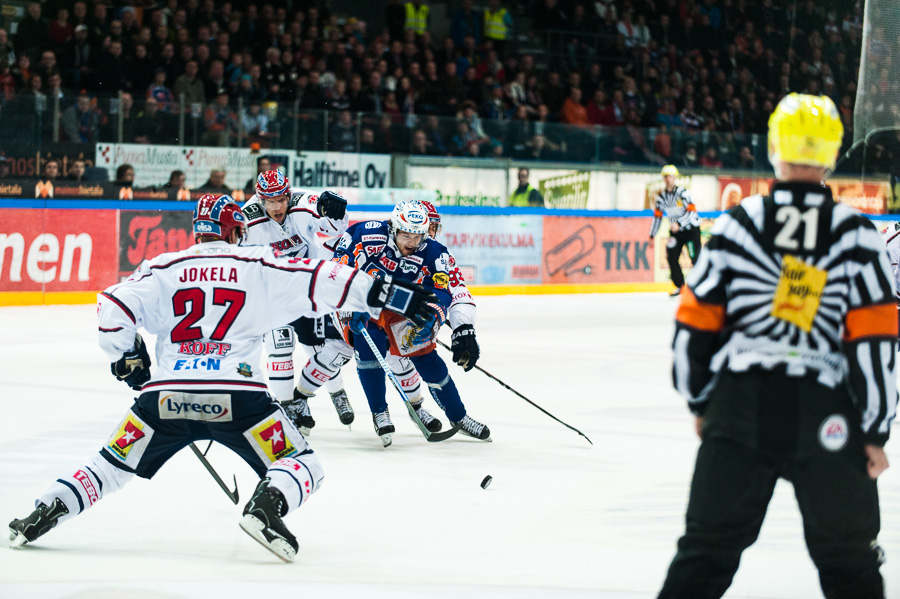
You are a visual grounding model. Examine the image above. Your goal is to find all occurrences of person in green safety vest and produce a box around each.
[483,0,513,54]
[508,168,545,207]
[404,0,430,36]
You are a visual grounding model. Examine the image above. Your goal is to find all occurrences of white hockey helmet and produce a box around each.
[390,201,430,237]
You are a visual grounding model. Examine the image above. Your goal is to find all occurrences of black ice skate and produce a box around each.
[330,389,355,426]
[410,402,442,432]
[285,389,315,435]
[239,478,298,563]
[453,415,491,441]
[372,409,395,447]
[669,286,682,297]
[8,498,69,548]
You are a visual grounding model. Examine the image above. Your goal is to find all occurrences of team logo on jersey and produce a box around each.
[366,244,384,257]
[770,255,827,333]
[237,363,253,377]
[105,411,154,466]
[400,260,418,274]
[379,255,398,271]
[365,221,382,229]
[246,416,299,462]
[159,393,233,421]
[818,414,849,452]
[273,327,293,349]
[362,234,388,243]
[432,272,450,289]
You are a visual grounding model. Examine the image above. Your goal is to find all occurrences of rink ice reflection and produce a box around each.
[0,294,897,598]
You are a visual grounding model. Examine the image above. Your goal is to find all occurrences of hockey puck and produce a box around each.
[480,475,492,489]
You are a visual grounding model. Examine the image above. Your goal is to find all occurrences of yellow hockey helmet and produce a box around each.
[767,93,843,169]
[661,165,679,177]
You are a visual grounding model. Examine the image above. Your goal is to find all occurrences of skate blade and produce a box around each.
[299,426,311,436]
[380,433,393,448]
[239,515,296,563]
[8,529,27,548]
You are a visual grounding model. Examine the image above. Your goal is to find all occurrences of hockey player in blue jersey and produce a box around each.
[334,201,490,447]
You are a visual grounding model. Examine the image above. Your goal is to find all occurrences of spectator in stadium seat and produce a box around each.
[451,0,483,47]
[115,164,135,188]
[329,109,357,152]
[67,159,86,182]
[737,145,756,170]
[164,170,187,192]
[197,168,230,194]
[174,60,206,112]
[0,29,14,71]
[61,94,100,143]
[41,158,60,182]
[243,101,271,147]
[561,87,590,126]
[15,2,48,62]
[133,97,174,145]
[201,92,238,147]
[0,156,10,180]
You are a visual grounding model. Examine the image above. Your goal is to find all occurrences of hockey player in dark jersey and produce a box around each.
[650,165,702,296]
[658,94,897,598]
[334,201,490,447]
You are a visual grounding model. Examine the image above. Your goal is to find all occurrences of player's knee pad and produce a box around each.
[37,453,135,525]
[297,341,353,395]
[266,452,325,514]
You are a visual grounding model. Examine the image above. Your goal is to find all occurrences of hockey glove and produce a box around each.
[368,275,439,329]
[348,311,370,334]
[412,303,446,345]
[111,333,152,390]
[451,324,479,371]
[317,190,348,220]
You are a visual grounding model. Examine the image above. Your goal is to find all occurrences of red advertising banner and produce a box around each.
[0,209,119,292]
[718,176,889,214]
[119,211,194,278]
[542,217,653,284]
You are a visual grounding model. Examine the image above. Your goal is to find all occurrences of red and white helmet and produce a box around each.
[255,169,290,198]
[390,200,429,237]
[193,194,246,242]
[419,200,441,238]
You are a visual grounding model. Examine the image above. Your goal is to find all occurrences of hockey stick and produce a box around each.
[437,340,593,446]
[358,327,462,442]
[189,442,240,504]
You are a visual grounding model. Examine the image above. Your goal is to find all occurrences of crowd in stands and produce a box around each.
[0,0,867,170]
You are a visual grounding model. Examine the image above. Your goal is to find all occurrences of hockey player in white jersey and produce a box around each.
[241,169,353,434]
[880,220,900,336]
[7,194,438,562]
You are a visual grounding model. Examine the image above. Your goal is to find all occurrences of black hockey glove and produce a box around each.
[451,324,479,371]
[111,333,152,390]
[368,275,439,329]
[317,190,348,220]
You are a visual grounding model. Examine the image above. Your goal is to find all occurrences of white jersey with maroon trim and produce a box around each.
[446,250,475,329]
[241,190,349,260]
[880,221,900,301]
[97,241,375,394]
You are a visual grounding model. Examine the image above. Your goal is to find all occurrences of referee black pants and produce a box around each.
[658,369,884,599]
[666,226,701,288]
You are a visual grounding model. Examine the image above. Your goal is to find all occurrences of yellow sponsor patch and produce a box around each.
[248,417,298,462]
[432,272,449,289]
[105,411,153,467]
[770,255,827,332]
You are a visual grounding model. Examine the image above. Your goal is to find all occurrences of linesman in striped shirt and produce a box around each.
[659,94,898,598]
[650,165,702,296]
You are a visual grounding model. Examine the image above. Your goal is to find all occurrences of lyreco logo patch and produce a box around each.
[158,393,233,422]
[245,416,299,462]
[819,414,849,452]
[105,412,153,467]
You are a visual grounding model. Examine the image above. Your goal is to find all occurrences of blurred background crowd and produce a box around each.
[0,0,871,172]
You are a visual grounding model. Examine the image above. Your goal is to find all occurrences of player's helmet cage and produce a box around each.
[256,169,290,198]
[768,93,843,169]
[419,200,442,238]
[661,165,679,178]
[390,201,430,248]
[193,194,247,242]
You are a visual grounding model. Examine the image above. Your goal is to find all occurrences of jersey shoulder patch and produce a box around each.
[242,202,265,221]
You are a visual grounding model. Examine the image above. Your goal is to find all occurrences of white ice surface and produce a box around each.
[0,294,898,599]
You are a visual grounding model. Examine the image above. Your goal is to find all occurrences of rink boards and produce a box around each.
[1,200,894,306]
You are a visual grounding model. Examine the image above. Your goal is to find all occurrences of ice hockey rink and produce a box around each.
[1,293,898,599]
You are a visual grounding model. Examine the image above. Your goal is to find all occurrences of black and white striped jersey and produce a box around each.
[673,181,898,445]
[650,186,702,237]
